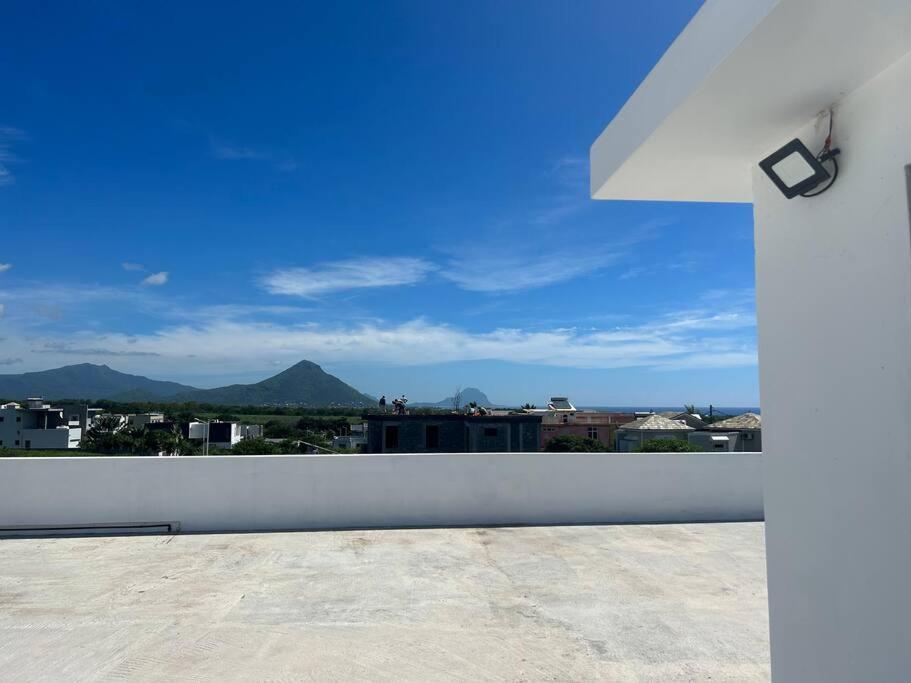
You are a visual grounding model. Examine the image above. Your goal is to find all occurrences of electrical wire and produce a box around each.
[799,156,838,197]
[800,109,840,198]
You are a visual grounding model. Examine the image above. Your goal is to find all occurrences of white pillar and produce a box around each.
[754,51,911,682]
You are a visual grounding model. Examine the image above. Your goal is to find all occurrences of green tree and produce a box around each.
[231,437,281,455]
[82,414,130,453]
[543,435,607,452]
[635,438,703,453]
[263,420,294,439]
[521,403,537,410]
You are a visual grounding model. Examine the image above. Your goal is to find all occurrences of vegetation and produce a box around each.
[451,386,463,412]
[228,438,304,455]
[635,438,703,453]
[0,447,112,458]
[82,417,200,456]
[543,435,607,452]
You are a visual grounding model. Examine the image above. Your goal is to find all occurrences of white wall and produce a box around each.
[22,427,81,450]
[754,50,911,682]
[0,452,763,533]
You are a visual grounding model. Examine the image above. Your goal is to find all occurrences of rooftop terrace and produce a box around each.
[0,522,769,680]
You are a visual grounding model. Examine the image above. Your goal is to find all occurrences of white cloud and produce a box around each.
[0,303,4,317]
[5,305,756,377]
[0,126,26,186]
[121,262,145,271]
[0,263,11,273]
[262,257,437,298]
[210,140,297,171]
[141,271,169,286]
[441,250,618,293]
[439,218,668,293]
[211,143,266,161]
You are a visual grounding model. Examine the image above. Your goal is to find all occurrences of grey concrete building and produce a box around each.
[366,414,541,454]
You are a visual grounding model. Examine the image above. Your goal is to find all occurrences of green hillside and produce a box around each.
[0,363,197,401]
[171,360,374,406]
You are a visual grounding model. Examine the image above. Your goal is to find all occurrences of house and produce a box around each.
[332,423,367,451]
[55,402,106,433]
[527,398,633,451]
[366,414,541,454]
[707,413,761,452]
[181,421,263,449]
[614,414,694,452]
[0,398,82,450]
[127,413,164,430]
[658,411,707,430]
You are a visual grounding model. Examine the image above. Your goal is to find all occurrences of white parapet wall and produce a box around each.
[0,452,762,533]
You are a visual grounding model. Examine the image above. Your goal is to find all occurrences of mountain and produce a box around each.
[416,387,497,408]
[171,360,374,407]
[0,363,198,401]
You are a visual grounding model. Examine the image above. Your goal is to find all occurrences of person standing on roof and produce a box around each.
[379,395,387,413]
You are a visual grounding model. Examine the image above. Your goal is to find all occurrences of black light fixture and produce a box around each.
[759,111,841,199]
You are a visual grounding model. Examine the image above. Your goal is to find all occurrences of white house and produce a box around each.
[590,1,911,680]
[0,399,82,450]
[186,421,263,450]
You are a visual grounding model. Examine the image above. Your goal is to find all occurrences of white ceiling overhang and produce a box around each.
[590,0,911,203]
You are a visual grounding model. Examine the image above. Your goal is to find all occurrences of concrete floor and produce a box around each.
[0,523,769,682]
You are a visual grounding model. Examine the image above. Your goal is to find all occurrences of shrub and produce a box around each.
[543,435,607,452]
[635,438,703,453]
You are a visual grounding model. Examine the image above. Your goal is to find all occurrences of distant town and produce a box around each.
[0,361,761,457]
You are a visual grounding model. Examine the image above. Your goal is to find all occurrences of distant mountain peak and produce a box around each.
[0,359,374,408]
[168,359,374,407]
[415,387,497,408]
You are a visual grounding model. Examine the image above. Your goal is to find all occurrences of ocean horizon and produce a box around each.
[577,406,760,415]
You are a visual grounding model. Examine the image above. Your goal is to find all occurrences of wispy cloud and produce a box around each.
[440,219,667,293]
[211,142,267,161]
[441,249,619,293]
[0,357,22,366]
[33,341,159,357]
[262,257,437,298]
[141,271,169,286]
[121,262,145,272]
[210,140,297,172]
[0,263,11,273]
[0,126,26,186]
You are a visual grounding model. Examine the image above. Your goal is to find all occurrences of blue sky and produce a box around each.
[0,0,758,406]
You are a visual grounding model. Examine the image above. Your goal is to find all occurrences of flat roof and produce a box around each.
[590,0,911,202]
[0,523,769,679]
[366,413,541,422]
